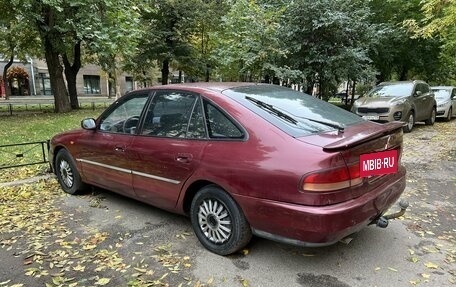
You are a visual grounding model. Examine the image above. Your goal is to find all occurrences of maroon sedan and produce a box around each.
[50,83,407,255]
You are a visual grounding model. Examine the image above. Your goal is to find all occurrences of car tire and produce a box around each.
[190,185,252,255]
[444,107,452,122]
[403,111,414,133]
[55,149,87,195]
[425,107,436,125]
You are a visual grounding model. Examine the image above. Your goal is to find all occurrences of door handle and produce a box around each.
[175,153,193,163]
[114,145,125,152]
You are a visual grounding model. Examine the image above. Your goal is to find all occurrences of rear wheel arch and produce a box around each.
[182,180,218,214]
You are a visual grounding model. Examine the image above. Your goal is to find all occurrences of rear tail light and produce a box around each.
[301,164,363,192]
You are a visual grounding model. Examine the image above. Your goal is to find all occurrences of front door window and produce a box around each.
[99,94,149,134]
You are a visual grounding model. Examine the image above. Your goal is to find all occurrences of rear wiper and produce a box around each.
[296,116,345,133]
[245,96,344,133]
[245,96,298,125]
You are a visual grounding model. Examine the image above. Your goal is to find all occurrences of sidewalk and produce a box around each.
[0,96,115,104]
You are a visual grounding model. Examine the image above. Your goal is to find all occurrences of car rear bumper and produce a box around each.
[234,166,407,246]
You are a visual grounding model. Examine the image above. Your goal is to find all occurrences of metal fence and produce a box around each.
[0,141,50,170]
[0,98,113,116]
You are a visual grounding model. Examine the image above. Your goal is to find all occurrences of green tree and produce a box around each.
[85,2,142,99]
[210,0,287,82]
[7,0,141,112]
[403,0,456,83]
[369,0,445,83]
[0,1,40,99]
[282,0,380,99]
[133,0,201,85]
[185,0,229,82]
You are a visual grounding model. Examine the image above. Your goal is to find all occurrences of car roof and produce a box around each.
[134,82,262,93]
[378,80,426,86]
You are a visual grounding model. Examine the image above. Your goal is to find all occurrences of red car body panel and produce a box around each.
[50,83,407,247]
[233,166,406,245]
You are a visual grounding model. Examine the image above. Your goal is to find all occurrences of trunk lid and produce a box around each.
[297,121,404,205]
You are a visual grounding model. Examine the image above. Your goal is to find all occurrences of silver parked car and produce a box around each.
[431,86,456,121]
[351,81,437,133]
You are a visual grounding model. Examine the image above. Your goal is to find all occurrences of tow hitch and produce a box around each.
[372,199,409,228]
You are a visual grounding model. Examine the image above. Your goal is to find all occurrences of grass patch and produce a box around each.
[0,109,104,182]
[0,109,103,145]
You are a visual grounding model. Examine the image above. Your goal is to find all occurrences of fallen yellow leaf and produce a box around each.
[421,273,430,279]
[240,279,249,287]
[425,262,439,269]
[95,278,110,286]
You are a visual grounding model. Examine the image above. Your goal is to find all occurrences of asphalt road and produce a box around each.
[1,119,455,287]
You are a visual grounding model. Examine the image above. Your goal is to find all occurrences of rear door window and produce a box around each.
[203,101,244,139]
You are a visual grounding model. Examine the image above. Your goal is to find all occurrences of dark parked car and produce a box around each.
[50,83,407,255]
[351,80,436,133]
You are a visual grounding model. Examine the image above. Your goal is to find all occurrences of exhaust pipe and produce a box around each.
[372,199,409,228]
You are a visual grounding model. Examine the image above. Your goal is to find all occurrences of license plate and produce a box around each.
[359,150,398,177]
[362,115,379,120]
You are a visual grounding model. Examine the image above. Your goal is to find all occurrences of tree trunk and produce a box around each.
[399,66,408,81]
[37,5,71,113]
[161,59,170,85]
[351,81,356,103]
[114,69,121,99]
[3,53,14,100]
[63,41,82,109]
[205,64,210,82]
[108,72,114,99]
[45,46,71,113]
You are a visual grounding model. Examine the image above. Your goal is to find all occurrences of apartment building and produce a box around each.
[0,57,136,98]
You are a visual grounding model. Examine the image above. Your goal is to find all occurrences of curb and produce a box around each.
[0,174,55,188]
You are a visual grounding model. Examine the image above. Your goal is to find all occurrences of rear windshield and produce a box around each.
[366,83,413,98]
[222,85,364,137]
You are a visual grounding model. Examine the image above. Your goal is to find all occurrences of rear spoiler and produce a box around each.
[323,122,404,152]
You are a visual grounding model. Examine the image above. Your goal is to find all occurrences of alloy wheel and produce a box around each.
[197,198,232,244]
[59,159,74,188]
[407,114,414,131]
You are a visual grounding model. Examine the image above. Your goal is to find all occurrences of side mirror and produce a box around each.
[81,118,96,130]
[415,91,423,97]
